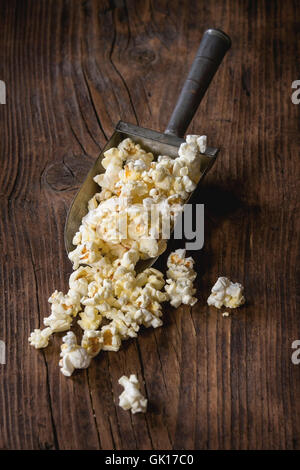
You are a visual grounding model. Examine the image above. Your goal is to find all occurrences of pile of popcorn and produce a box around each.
[29,135,206,376]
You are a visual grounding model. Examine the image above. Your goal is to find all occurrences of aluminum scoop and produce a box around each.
[64,29,231,272]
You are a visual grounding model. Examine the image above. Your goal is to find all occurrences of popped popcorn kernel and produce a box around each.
[207,277,245,309]
[118,374,147,414]
[165,249,198,308]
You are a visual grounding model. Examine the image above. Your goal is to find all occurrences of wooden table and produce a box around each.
[0,0,299,450]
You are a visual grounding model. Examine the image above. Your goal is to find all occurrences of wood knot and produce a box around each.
[43,162,77,192]
[43,153,94,192]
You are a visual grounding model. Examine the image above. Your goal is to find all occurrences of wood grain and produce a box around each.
[0,0,299,449]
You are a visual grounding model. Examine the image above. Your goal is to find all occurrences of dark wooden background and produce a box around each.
[0,0,299,450]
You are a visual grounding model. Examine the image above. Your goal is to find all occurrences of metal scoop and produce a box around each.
[64,28,231,271]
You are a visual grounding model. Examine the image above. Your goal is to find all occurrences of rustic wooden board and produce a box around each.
[0,0,299,450]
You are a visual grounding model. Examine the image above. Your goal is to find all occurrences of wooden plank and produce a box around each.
[0,0,299,449]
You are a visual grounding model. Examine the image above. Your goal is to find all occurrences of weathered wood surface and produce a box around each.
[0,0,299,450]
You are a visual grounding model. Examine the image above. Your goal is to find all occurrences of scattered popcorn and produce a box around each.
[29,135,207,375]
[196,135,207,154]
[207,277,245,309]
[28,327,53,349]
[59,332,91,376]
[165,249,198,308]
[118,374,147,414]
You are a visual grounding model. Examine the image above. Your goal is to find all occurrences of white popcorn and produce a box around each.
[43,315,73,333]
[186,134,207,154]
[118,374,147,414]
[165,249,197,307]
[197,135,207,154]
[94,147,124,192]
[166,249,197,281]
[207,277,245,309]
[28,327,53,349]
[179,166,189,176]
[165,278,197,308]
[101,324,122,352]
[81,330,103,357]
[88,195,99,211]
[138,238,161,258]
[134,307,163,328]
[68,243,99,270]
[182,175,196,193]
[42,290,79,333]
[30,135,208,375]
[176,134,207,183]
[78,306,102,330]
[72,231,82,245]
[105,310,140,340]
[120,249,139,270]
[59,332,91,376]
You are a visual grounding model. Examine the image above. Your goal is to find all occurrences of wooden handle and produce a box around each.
[165,29,231,138]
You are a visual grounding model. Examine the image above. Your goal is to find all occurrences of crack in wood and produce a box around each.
[25,231,59,450]
[86,369,101,449]
[81,60,108,142]
[135,339,155,449]
[109,8,139,125]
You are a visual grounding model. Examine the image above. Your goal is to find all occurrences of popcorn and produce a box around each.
[72,231,82,245]
[43,290,79,333]
[138,238,161,258]
[118,375,147,414]
[207,277,245,309]
[81,330,103,357]
[69,269,89,296]
[101,324,122,352]
[165,249,198,307]
[166,249,197,281]
[120,249,139,270]
[165,278,197,308]
[29,135,208,375]
[59,332,91,376]
[78,306,102,331]
[88,195,99,211]
[28,327,52,349]
[176,134,207,183]
[94,157,123,192]
[43,313,73,333]
[68,136,206,262]
[118,138,153,167]
[182,175,196,193]
[135,308,163,329]
[68,243,99,269]
[197,135,207,154]
[105,310,140,340]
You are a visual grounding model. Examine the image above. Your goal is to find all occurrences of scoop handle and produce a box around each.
[165,29,231,138]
